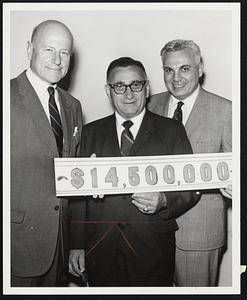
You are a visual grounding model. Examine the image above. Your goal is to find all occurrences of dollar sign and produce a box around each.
[71,168,84,189]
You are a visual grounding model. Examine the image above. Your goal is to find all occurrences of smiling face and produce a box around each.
[162,49,203,100]
[27,22,73,84]
[106,66,149,119]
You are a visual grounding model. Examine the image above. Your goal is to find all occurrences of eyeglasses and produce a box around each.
[108,81,147,94]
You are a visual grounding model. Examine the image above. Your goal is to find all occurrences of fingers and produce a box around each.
[132,193,156,214]
[78,252,85,271]
[132,198,151,213]
[90,153,96,158]
[69,259,80,277]
[132,192,154,200]
[220,187,232,199]
[69,250,85,277]
[92,194,104,199]
[132,192,165,214]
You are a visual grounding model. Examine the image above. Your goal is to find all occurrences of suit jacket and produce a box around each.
[71,110,200,279]
[148,87,232,250]
[11,71,83,277]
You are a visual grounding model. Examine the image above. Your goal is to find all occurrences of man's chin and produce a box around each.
[45,75,63,85]
[172,91,187,100]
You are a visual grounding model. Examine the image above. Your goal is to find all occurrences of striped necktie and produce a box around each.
[48,86,63,157]
[173,101,184,123]
[120,120,134,156]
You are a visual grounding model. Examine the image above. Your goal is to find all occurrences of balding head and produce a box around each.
[31,20,73,49]
[27,20,73,84]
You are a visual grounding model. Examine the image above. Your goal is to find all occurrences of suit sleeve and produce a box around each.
[159,123,201,219]
[222,103,232,152]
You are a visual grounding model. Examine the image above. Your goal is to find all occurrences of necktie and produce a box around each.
[173,101,184,123]
[48,86,63,157]
[120,120,134,156]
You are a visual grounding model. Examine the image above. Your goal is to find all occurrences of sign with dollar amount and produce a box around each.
[54,153,232,196]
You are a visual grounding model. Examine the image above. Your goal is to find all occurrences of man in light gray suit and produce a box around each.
[11,20,83,286]
[148,39,232,286]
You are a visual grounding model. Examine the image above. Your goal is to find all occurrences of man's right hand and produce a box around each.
[69,249,85,277]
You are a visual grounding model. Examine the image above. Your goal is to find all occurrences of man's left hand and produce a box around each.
[220,184,232,199]
[132,192,167,214]
[69,249,85,277]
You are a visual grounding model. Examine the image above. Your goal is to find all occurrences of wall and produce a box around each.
[9,5,234,286]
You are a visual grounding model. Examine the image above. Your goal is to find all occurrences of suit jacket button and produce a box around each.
[54,205,59,211]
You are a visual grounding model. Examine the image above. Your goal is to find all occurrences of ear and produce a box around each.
[145,82,150,98]
[27,41,33,61]
[198,62,204,78]
[105,84,110,97]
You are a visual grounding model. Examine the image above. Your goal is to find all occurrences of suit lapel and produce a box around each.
[102,115,122,156]
[17,72,58,156]
[185,88,208,138]
[130,111,155,155]
[57,89,72,157]
[162,92,170,116]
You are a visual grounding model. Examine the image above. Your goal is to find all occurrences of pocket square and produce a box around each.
[73,126,78,136]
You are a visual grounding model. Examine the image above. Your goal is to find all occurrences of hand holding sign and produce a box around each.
[220,184,232,199]
[132,192,167,214]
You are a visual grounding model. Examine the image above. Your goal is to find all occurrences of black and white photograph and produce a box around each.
[3,2,242,296]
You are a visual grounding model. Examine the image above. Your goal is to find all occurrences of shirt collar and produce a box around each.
[170,85,200,107]
[115,108,146,129]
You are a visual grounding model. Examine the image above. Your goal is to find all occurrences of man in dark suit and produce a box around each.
[148,39,232,286]
[69,57,200,287]
[11,20,83,286]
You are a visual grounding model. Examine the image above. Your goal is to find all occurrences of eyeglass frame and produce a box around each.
[107,80,148,94]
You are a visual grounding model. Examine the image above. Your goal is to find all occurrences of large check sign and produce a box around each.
[54,153,232,196]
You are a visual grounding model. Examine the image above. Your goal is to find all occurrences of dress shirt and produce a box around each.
[167,85,200,126]
[26,68,61,123]
[115,108,146,147]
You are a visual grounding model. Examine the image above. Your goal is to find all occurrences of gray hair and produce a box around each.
[160,39,202,64]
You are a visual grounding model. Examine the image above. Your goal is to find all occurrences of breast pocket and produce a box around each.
[11,209,25,223]
[190,139,219,153]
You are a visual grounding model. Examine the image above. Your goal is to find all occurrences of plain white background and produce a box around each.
[9,5,236,288]
[10,9,232,123]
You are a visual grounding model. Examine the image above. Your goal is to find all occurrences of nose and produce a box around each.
[125,86,134,99]
[53,51,62,65]
[173,70,181,81]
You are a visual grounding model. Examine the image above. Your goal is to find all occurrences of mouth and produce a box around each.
[47,67,62,72]
[173,83,186,88]
[123,101,136,105]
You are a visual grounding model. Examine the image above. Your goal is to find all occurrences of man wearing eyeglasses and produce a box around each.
[69,57,200,286]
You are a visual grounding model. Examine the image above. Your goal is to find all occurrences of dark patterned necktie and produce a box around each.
[120,120,134,156]
[48,87,63,157]
[173,101,184,123]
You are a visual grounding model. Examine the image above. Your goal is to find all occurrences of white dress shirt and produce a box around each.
[26,68,61,123]
[167,85,200,126]
[115,108,146,147]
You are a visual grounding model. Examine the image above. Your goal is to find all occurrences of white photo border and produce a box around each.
[3,2,241,295]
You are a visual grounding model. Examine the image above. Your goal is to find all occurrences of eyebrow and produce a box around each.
[111,80,143,84]
[180,64,192,68]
